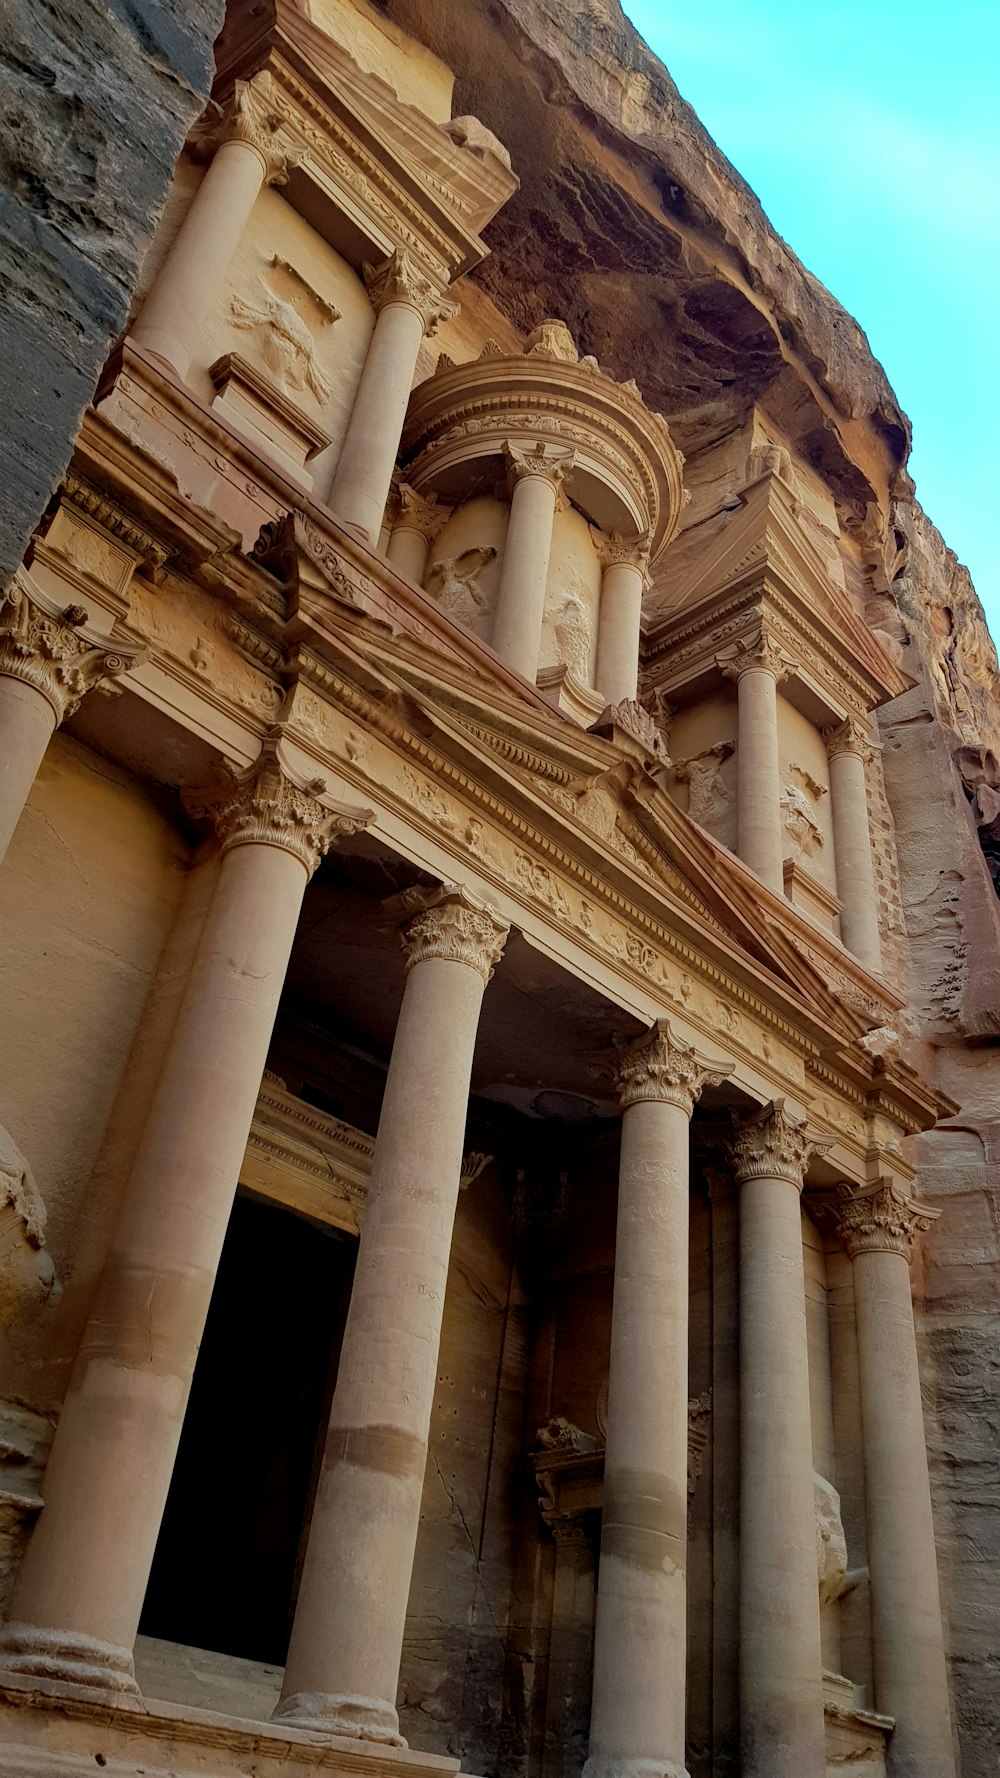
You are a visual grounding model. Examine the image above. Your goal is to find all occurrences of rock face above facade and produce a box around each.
[0,0,224,589]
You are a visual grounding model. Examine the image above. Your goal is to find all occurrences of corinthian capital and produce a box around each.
[726,1098,830,1189]
[394,484,453,542]
[363,248,459,336]
[836,1178,940,1262]
[391,883,509,983]
[615,1018,732,1117]
[0,569,145,723]
[822,715,874,764]
[593,528,652,580]
[504,440,577,494]
[185,734,373,878]
[211,74,298,187]
[718,625,795,685]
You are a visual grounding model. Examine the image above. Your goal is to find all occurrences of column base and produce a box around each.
[0,1624,140,1697]
[272,1690,406,1746]
[583,1760,689,1778]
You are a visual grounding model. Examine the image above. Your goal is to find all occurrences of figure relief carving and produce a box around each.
[553,591,593,684]
[726,1099,830,1188]
[185,733,373,878]
[747,439,797,490]
[674,741,735,830]
[363,248,458,336]
[392,883,509,982]
[425,547,496,634]
[0,568,145,722]
[0,1126,56,1326]
[614,1018,732,1116]
[836,1178,940,1261]
[780,781,825,856]
[814,1473,863,1605]
[228,259,340,405]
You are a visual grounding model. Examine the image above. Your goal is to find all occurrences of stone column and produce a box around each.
[543,1513,597,1778]
[385,483,452,585]
[0,570,143,868]
[0,740,369,1694]
[594,532,651,707]
[132,75,293,380]
[275,884,508,1743]
[490,443,576,682]
[836,1181,956,1778]
[328,250,457,547]
[585,1021,731,1778]
[824,717,882,974]
[726,1101,828,1778]
[720,630,792,894]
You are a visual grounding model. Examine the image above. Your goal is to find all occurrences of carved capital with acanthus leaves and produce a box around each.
[836,1178,940,1262]
[822,715,874,764]
[0,569,146,724]
[726,1098,830,1190]
[393,484,453,543]
[205,73,299,188]
[593,528,652,583]
[390,882,509,983]
[363,248,458,336]
[718,626,796,685]
[615,1018,732,1117]
[503,440,577,494]
[185,733,372,879]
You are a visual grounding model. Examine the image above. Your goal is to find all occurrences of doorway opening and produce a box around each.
[140,1190,355,1666]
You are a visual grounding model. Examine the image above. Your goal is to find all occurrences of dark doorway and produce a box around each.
[140,1191,355,1665]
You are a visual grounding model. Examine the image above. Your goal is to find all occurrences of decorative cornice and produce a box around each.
[0,569,145,722]
[362,247,458,335]
[504,439,577,492]
[393,483,453,542]
[207,73,298,187]
[823,715,874,764]
[836,1178,940,1261]
[718,624,795,685]
[185,733,372,877]
[726,1098,830,1188]
[390,882,509,982]
[615,1017,733,1115]
[61,474,170,579]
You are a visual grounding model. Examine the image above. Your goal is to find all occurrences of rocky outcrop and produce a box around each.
[0,0,224,589]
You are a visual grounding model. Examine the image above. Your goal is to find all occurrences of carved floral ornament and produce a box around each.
[822,715,875,764]
[184,733,373,878]
[504,439,577,492]
[836,1177,940,1262]
[593,527,653,581]
[725,1098,831,1188]
[202,73,300,188]
[0,568,146,723]
[390,882,510,983]
[362,247,458,336]
[614,1018,733,1116]
[717,625,797,685]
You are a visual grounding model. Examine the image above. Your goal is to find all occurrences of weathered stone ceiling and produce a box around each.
[385,0,910,521]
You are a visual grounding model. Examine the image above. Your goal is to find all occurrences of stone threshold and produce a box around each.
[0,1676,464,1778]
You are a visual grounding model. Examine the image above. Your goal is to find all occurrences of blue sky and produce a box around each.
[622,0,1000,637]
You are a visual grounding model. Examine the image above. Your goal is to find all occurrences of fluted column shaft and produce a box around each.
[0,573,142,868]
[0,742,367,1695]
[594,533,650,707]
[825,720,882,973]
[721,633,791,894]
[132,77,292,380]
[491,444,575,681]
[276,885,508,1744]
[838,1184,955,1778]
[728,1102,827,1778]
[585,1022,730,1778]
[329,252,457,547]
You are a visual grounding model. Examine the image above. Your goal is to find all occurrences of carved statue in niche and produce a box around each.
[554,592,593,684]
[228,257,339,404]
[674,741,735,832]
[0,1125,56,1327]
[425,547,496,634]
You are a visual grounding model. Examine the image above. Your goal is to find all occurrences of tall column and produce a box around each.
[490,442,576,682]
[328,251,457,547]
[594,531,650,707]
[585,1021,731,1778]
[0,570,143,868]
[275,884,509,1743]
[720,630,792,894]
[0,740,369,1694]
[385,483,452,585]
[836,1181,956,1778]
[726,1100,827,1778]
[132,75,294,380]
[824,717,883,974]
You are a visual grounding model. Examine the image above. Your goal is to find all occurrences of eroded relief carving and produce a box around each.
[553,592,593,684]
[674,741,735,834]
[229,259,339,404]
[781,780,825,856]
[0,1127,56,1327]
[425,547,496,635]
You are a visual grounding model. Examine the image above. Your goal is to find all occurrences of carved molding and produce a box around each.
[363,247,458,335]
[726,1097,830,1188]
[836,1177,940,1261]
[391,882,509,982]
[615,1017,732,1115]
[0,569,145,722]
[185,733,372,877]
